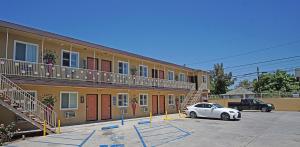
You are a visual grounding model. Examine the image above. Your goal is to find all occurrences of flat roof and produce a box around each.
[0,20,207,72]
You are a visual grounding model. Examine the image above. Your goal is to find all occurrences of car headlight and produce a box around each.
[229,111,235,113]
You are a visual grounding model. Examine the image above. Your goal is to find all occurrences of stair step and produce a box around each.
[28,114,35,117]
[11,103,18,107]
[16,107,23,111]
[4,99,10,102]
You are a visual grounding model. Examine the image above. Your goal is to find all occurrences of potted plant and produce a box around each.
[43,50,57,77]
[41,94,56,109]
[43,50,57,65]
[130,67,138,76]
[131,97,138,116]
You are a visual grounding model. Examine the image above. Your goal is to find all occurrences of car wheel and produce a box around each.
[190,111,197,119]
[261,107,267,112]
[221,113,230,121]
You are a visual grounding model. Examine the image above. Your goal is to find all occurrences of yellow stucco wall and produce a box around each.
[11,84,187,126]
[208,98,300,111]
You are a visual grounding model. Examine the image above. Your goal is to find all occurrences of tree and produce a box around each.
[236,79,251,89]
[253,70,300,93]
[210,63,234,94]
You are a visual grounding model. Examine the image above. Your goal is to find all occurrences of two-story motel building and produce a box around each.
[0,20,209,131]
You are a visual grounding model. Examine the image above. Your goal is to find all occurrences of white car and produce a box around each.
[185,102,241,121]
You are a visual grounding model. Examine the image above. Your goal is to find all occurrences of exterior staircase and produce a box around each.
[180,84,206,110]
[0,74,57,134]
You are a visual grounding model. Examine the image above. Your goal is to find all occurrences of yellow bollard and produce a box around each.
[178,110,182,118]
[149,112,152,128]
[56,120,61,134]
[43,120,46,136]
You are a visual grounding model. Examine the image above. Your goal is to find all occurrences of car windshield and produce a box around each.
[212,104,224,108]
[254,99,265,104]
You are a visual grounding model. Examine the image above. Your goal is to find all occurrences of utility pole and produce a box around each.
[257,66,260,82]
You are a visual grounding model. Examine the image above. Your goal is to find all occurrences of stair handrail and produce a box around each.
[0,74,57,129]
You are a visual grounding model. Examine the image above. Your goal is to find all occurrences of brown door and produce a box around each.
[152,95,158,115]
[159,95,165,114]
[86,94,98,121]
[87,57,99,70]
[159,70,164,79]
[87,57,99,80]
[101,94,111,120]
[101,60,112,72]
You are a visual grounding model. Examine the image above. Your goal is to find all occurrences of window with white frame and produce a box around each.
[14,40,38,63]
[179,95,185,103]
[168,71,174,80]
[139,94,148,106]
[168,95,175,105]
[139,65,148,77]
[60,92,78,109]
[179,73,185,81]
[202,75,207,83]
[62,50,79,68]
[118,61,129,75]
[118,93,128,107]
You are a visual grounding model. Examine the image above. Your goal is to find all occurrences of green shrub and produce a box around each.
[0,122,18,146]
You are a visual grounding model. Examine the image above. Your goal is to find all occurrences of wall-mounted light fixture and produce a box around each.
[80,96,85,103]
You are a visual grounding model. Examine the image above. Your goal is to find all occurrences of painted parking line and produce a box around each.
[101,125,119,130]
[27,130,96,147]
[134,122,191,147]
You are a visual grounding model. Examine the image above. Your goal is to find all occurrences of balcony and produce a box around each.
[0,58,196,90]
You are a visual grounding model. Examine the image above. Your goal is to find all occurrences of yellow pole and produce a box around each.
[165,110,168,119]
[178,110,181,118]
[150,112,152,128]
[43,120,46,136]
[56,120,61,134]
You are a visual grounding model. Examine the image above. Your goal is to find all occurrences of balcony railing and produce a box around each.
[0,58,196,90]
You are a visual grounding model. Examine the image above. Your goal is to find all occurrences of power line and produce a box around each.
[187,39,300,65]
[233,67,298,78]
[224,55,300,69]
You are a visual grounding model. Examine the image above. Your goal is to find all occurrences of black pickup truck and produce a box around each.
[228,99,275,112]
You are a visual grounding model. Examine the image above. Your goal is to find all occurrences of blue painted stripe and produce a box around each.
[28,140,78,146]
[99,145,109,147]
[138,120,151,124]
[133,125,147,147]
[167,123,191,135]
[111,144,125,147]
[101,125,119,130]
[78,130,96,147]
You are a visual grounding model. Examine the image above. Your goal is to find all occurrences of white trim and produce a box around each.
[118,60,129,75]
[168,94,175,105]
[168,70,175,81]
[60,91,78,110]
[139,64,148,77]
[5,29,8,59]
[13,40,39,63]
[117,93,129,107]
[61,49,80,68]
[179,72,185,81]
[139,93,148,106]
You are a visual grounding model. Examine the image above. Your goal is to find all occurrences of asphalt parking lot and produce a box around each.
[6,111,300,147]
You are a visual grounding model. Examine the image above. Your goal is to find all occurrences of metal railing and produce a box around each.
[180,84,206,109]
[0,58,195,90]
[0,74,57,130]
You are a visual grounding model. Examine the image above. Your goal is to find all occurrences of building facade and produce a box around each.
[0,20,209,131]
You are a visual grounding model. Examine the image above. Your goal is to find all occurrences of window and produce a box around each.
[179,95,185,103]
[195,104,204,108]
[139,94,148,106]
[62,50,79,67]
[60,92,78,110]
[14,40,38,62]
[139,65,148,77]
[168,95,175,105]
[118,93,128,107]
[202,75,207,83]
[204,104,212,108]
[118,61,129,75]
[168,71,174,80]
[179,73,185,81]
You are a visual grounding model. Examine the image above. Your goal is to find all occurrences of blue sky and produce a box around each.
[1,0,300,83]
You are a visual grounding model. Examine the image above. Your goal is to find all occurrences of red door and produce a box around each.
[101,60,112,72]
[159,95,165,114]
[159,70,164,79]
[86,94,98,121]
[152,95,158,115]
[101,94,111,120]
[87,57,98,80]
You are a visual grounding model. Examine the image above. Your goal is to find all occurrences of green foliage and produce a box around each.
[130,67,138,76]
[0,122,18,146]
[41,94,56,107]
[253,70,300,93]
[210,63,234,94]
[43,50,58,64]
[237,79,251,89]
